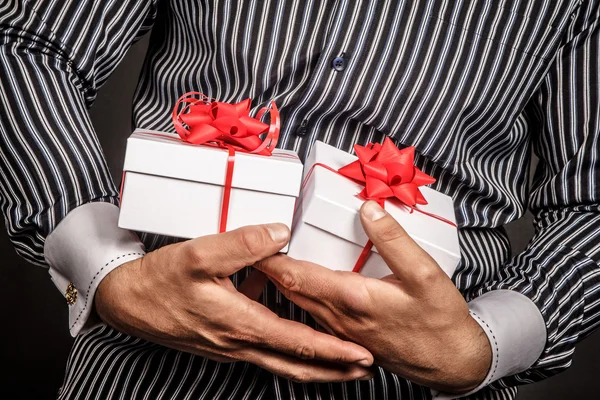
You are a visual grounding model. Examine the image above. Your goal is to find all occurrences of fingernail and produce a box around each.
[362,201,386,222]
[356,358,372,367]
[266,224,289,243]
[359,373,375,381]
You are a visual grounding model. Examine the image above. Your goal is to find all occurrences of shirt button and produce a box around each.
[295,119,309,136]
[332,56,346,71]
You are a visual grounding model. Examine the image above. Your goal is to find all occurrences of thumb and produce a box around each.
[360,200,441,284]
[182,223,290,277]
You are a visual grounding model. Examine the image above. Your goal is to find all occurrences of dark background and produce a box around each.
[0,36,598,400]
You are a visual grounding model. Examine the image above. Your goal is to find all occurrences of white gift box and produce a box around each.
[118,129,303,252]
[287,141,460,278]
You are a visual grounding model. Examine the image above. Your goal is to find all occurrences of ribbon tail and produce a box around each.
[353,240,374,273]
[220,147,236,233]
[353,200,384,274]
[252,101,280,154]
[413,207,457,227]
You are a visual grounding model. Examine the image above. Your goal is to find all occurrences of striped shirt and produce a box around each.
[1,0,599,399]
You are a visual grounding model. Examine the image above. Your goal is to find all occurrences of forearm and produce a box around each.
[0,38,144,335]
[470,208,600,389]
[0,35,120,265]
[430,208,599,399]
[0,0,155,333]
[0,0,155,261]
[457,3,600,393]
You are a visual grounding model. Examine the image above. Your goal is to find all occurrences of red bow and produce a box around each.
[338,137,436,208]
[172,91,280,155]
[171,91,280,233]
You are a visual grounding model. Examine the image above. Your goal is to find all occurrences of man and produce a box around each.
[1,0,599,399]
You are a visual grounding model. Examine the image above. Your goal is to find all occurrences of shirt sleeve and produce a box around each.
[0,0,156,335]
[465,1,600,393]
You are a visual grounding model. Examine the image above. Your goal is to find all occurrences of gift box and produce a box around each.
[118,129,303,252]
[287,140,460,278]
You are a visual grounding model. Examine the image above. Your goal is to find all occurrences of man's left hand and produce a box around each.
[255,200,491,393]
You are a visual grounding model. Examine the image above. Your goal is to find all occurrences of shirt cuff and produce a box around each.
[44,202,145,337]
[432,289,546,399]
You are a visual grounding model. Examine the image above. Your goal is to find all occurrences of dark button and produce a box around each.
[331,56,346,71]
[295,119,309,136]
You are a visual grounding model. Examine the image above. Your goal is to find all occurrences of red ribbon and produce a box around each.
[172,91,280,232]
[298,138,456,274]
[339,138,443,273]
[338,137,436,207]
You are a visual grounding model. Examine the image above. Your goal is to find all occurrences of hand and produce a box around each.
[255,201,491,392]
[94,223,374,382]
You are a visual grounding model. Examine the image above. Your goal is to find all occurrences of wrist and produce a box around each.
[94,257,144,330]
[436,314,492,393]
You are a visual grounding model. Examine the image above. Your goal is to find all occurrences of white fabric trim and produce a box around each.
[432,290,546,399]
[45,202,145,336]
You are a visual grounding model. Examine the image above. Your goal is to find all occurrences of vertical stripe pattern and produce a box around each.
[1,1,599,399]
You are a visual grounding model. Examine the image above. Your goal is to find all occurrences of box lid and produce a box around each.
[123,129,303,197]
[300,140,460,259]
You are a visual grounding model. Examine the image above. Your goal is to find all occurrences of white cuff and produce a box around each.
[44,202,145,337]
[432,290,546,399]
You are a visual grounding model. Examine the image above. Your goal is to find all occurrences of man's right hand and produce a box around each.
[94,223,374,382]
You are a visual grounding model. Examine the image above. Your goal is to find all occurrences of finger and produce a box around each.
[182,223,290,277]
[243,348,374,383]
[268,277,338,328]
[360,200,443,285]
[255,254,348,305]
[241,297,373,367]
[312,314,338,336]
[238,269,268,300]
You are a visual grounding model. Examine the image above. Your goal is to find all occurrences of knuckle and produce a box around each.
[294,343,316,360]
[287,370,311,383]
[183,242,206,265]
[208,323,255,352]
[236,303,265,344]
[280,269,302,293]
[413,264,440,283]
[240,228,267,259]
[332,351,345,364]
[180,243,209,275]
[243,295,258,315]
[376,222,407,245]
[344,280,374,314]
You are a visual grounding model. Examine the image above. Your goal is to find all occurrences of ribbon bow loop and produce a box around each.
[338,137,435,208]
[172,91,280,156]
[171,91,280,234]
